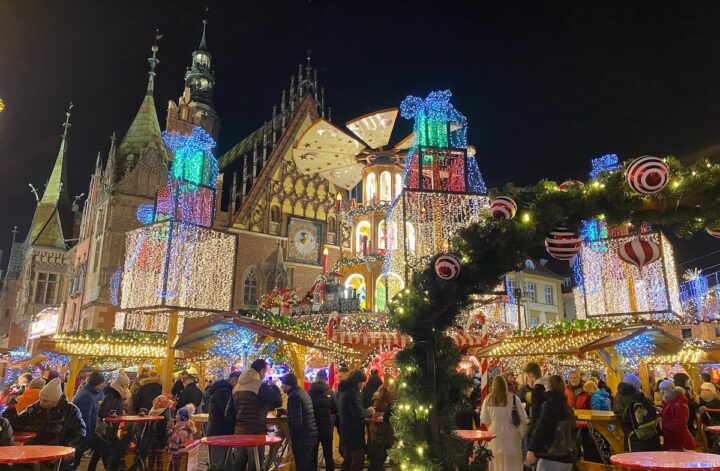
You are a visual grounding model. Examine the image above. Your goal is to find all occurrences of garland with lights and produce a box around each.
[387,147,720,470]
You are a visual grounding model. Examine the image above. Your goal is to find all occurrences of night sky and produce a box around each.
[2,1,720,276]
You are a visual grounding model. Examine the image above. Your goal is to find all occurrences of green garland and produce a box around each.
[387,157,720,471]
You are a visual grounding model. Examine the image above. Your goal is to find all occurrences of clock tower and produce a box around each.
[166,19,221,140]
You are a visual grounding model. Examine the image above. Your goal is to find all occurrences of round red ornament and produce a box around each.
[434,254,461,280]
[558,180,584,191]
[707,228,720,239]
[625,155,670,195]
[618,237,660,269]
[544,227,582,260]
[489,196,517,220]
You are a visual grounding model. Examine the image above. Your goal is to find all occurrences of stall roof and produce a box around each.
[473,324,683,359]
[38,331,176,360]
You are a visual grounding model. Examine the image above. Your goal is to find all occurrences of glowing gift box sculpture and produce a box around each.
[385,90,488,283]
[119,127,236,317]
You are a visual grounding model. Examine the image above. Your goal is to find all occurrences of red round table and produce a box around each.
[0,445,74,470]
[610,451,720,470]
[366,417,384,424]
[453,430,497,443]
[707,425,720,434]
[13,431,37,444]
[576,420,588,429]
[202,434,282,469]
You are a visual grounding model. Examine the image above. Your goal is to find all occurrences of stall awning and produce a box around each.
[331,331,486,348]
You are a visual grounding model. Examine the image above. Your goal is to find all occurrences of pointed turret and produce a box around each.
[185,19,215,106]
[115,42,168,180]
[27,103,73,248]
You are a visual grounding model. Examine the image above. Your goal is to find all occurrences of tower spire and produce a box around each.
[198,18,208,51]
[146,30,161,96]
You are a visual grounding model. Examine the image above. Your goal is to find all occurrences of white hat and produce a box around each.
[701,382,716,391]
[40,378,63,402]
[113,369,131,389]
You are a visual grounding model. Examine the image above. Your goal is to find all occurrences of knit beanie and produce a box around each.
[282,373,298,388]
[29,378,46,389]
[177,404,195,422]
[87,371,105,387]
[113,369,131,388]
[660,379,675,391]
[40,378,63,402]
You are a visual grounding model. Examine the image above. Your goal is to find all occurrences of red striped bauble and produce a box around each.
[707,228,720,239]
[434,254,461,280]
[625,156,670,195]
[618,237,661,269]
[559,180,585,191]
[489,196,517,220]
[544,227,582,260]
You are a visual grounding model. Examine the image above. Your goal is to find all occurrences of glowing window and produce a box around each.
[366,173,377,203]
[243,268,258,305]
[405,222,416,254]
[379,171,392,201]
[394,173,403,199]
[356,221,372,255]
[378,221,386,250]
[345,274,367,310]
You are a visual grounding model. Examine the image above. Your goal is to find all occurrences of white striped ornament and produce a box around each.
[707,228,720,239]
[544,227,582,260]
[490,196,517,220]
[434,254,461,280]
[618,237,661,269]
[559,180,584,191]
[626,156,670,195]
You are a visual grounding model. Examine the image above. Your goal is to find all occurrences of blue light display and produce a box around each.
[616,333,655,368]
[136,203,155,225]
[589,154,621,181]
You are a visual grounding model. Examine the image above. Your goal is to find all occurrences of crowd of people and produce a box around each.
[470,362,720,471]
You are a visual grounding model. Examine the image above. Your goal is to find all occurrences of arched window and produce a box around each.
[379,171,392,201]
[366,173,377,203]
[270,205,281,223]
[345,274,367,310]
[328,216,336,234]
[405,222,416,254]
[243,268,258,305]
[375,277,386,312]
[356,221,372,256]
[394,173,403,199]
[378,221,386,250]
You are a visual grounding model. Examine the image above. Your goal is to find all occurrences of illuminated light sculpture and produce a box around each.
[573,231,683,320]
[589,153,621,181]
[386,90,487,287]
[680,269,719,320]
[118,127,236,328]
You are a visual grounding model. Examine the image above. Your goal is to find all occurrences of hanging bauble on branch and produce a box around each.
[618,237,661,269]
[559,180,585,191]
[707,228,720,239]
[489,196,517,220]
[625,155,670,195]
[434,254,461,280]
[545,227,582,260]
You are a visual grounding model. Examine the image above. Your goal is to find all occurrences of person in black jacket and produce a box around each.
[0,416,12,446]
[339,370,375,471]
[362,369,382,408]
[207,371,240,469]
[309,371,339,471]
[14,379,86,470]
[527,375,577,471]
[282,373,318,471]
[132,371,163,415]
[176,375,203,410]
[233,359,282,471]
[612,378,660,452]
[171,370,189,399]
[91,371,130,471]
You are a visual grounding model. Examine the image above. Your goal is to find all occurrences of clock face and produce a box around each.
[287,218,322,264]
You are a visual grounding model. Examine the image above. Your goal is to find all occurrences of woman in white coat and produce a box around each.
[480,374,529,471]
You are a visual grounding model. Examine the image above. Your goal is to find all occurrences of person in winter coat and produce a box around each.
[71,371,105,470]
[168,405,197,471]
[90,369,131,471]
[368,381,397,471]
[233,359,282,471]
[0,416,13,446]
[585,382,611,411]
[129,368,150,412]
[2,396,18,424]
[338,370,375,471]
[282,373,318,471]
[10,373,32,396]
[673,372,699,435]
[16,377,45,413]
[309,370,339,471]
[480,375,528,471]
[527,375,577,471]
[207,371,241,469]
[362,369,382,409]
[590,371,613,399]
[171,370,189,399]
[565,370,586,408]
[522,363,546,444]
[146,395,174,471]
[612,375,660,452]
[132,370,163,415]
[176,374,203,410]
[14,378,86,470]
[699,382,720,452]
[659,379,695,451]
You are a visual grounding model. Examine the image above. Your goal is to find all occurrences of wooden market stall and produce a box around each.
[473,323,687,471]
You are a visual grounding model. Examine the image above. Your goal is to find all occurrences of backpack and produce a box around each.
[623,399,658,441]
[545,404,577,460]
